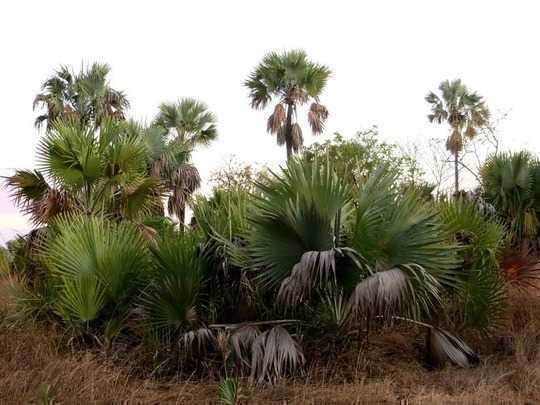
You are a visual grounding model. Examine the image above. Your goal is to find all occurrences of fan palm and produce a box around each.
[45,215,148,326]
[245,50,331,160]
[139,233,206,344]
[246,160,458,321]
[439,198,506,332]
[5,119,161,225]
[34,63,129,130]
[152,99,218,226]
[480,151,540,244]
[426,79,489,194]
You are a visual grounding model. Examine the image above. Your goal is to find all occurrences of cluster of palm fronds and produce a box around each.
[4,58,540,391]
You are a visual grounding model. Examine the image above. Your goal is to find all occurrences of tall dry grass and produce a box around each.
[1,278,540,404]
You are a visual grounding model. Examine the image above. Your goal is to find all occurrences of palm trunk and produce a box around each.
[285,103,293,161]
[454,149,459,196]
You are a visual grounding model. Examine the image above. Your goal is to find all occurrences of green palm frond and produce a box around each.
[139,233,206,343]
[248,159,351,289]
[45,215,148,326]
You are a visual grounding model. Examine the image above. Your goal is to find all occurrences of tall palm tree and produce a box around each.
[245,50,331,161]
[34,63,129,130]
[152,98,218,227]
[426,79,489,194]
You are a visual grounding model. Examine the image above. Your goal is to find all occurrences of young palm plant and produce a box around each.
[426,79,489,194]
[245,50,331,160]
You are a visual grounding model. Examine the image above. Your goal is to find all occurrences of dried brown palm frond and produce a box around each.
[502,250,540,289]
[446,129,463,154]
[277,249,337,307]
[266,103,286,134]
[290,123,303,153]
[230,325,260,367]
[285,86,308,105]
[34,188,73,224]
[174,164,201,194]
[179,327,214,355]
[464,125,477,139]
[276,126,287,146]
[307,102,329,134]
[249,326,304,384]
[427,326,479,368]
[347,268,410,319]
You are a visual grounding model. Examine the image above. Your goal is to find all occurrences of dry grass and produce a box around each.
[2,286,540,403]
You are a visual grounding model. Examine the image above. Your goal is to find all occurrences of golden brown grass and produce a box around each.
[2,287,540,404]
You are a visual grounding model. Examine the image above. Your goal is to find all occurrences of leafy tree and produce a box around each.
[302,128,427,190]
[34,63,129,130]
[426,79,489,194]
[245,50,331,160]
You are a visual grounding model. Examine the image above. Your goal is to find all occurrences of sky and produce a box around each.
[1,0,539,240]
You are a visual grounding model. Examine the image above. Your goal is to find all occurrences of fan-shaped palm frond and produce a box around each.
[154,98,218,147]
[481,151,540,244]
[34,62,129,130]
[45,215,148,326]
[139,233,206,343]
[249,325,305,384]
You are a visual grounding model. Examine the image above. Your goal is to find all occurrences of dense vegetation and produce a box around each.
[2,51,540,403]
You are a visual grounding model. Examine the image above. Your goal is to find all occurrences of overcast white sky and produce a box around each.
[1,0,539,239]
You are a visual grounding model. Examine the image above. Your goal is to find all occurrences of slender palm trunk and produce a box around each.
[454,149,459,195]
[285,103,293,161]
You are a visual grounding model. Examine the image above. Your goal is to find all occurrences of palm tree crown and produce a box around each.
[152,98,218,226]
[426,79,489,194]
[245,50,331,160]
[34,63,129,130]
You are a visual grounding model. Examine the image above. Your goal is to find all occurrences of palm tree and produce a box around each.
[6,119,160,225]
[426,79,489,194]
[152,98,218,227]
[34,63,129,130]
[245,50,331,161]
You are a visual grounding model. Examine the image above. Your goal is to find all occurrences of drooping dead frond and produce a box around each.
[446,129,463,154]
[249,326,304,384]
[180,327,214,355]
[286,86,308,105]
[502,251,540,289]
[267,103,286,134]
[174,164,201,194]
[277,250,337,307]
[465,125,477,139]
[427,327,479,368]
[307,102,329,134]
[290,123,303,153]
[276,126,287,146]
[230,325,260,367]
[348,268,410,318]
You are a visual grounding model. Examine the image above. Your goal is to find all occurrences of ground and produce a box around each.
[1,288,540,404]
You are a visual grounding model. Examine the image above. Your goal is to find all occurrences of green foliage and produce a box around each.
[45,215,148,326]
[481,151,540,244]
[140,233,205,343]
[439,199,507,332]
[218,377,238,405]
[248,159,351,289]
[302,128,426,188]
